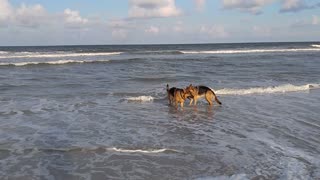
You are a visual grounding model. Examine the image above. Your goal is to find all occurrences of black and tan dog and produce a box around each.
[186,84,222,106]
[167,84,191,108]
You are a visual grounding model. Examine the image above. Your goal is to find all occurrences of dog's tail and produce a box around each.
[210,88,222,105]
[166,84,169,92]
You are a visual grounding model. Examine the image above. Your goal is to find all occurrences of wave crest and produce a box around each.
[0,52,122,59]
[2,147,180,154]
[0,59,110,66]
[181,48,320,54]
[311,44,320,48]
[125,96,154,102]
[215,84,320,95]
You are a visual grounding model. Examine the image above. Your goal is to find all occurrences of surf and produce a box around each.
[311,44,320,48]
[124,96,154,102]
[215,84,320,95]
[0,52,122,59]
[181,48,320,54]
[0,59,110,66]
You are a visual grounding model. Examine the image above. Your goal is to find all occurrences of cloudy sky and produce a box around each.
[0,0,319,46]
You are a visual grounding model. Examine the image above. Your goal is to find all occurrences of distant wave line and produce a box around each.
[108,148,176,153]
[181,48,320,54]
[311,44,320,48]
[0,59,110,66]
[215,83,320,95]
[0,52,122,59]
[1,147,180,154]
[0,51,8,54]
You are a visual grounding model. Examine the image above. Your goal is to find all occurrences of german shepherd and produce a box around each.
[186,84,222,106]
[167,84,191,108]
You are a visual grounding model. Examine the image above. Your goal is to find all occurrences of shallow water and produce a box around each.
[0,42,320,179]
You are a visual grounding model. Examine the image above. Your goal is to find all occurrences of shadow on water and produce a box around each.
[167,104,219,122]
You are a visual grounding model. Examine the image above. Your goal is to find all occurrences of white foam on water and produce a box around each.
[0,51,8,54]
[215,84,320,95]
[108,148,171,154]
[181,48,320,54]
[0,59,110,66]
[311,44,320,48]
[0,52,122,59]
[125,96,154,102]
[195,174,249,180]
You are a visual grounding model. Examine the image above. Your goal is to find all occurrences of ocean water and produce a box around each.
[0,42,320,179]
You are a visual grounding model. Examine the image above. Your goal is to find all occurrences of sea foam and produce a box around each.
[108,148,172,153]
[0,59,110,66]
[311,44,320,48]
[0,52,122,59]
[181,48,320,54]
[215,84,320,95]
[125,96,154,102]
[0,51,8,54]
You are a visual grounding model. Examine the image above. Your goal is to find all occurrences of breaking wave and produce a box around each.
[108,148,180,153]
[0,59,110,66]
[215,84,320,95]
[181,48,320,54]
[125,96,154,102]
[311,44,320,48]
[0,52,122,59]
[2,147,181,154]
[0,51,8,54]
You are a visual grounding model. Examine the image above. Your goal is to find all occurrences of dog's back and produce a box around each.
[167,84,177,96]
[197,86,211,96]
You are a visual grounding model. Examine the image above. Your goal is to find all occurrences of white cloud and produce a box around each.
[312,15,318,25]
[112,29,128,39]
[252,25,271,36]
[145,26,160,34]
[290,15,320,27]
[280,0,320,13]
[195,0,206,11]
[222,0,274,14]
[64,8,88,27]
[280,0,307,12]
[172,21,184,32]
[0,1,49,28]
[0,0,90,29]
[200,25,229,38]
[0,0,12,22]
[128,0,181,19]
[173,25,182,32]
[15,4,48,28]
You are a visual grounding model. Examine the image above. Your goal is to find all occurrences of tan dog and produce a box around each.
[186,84,222,106]
[167,84,191,107]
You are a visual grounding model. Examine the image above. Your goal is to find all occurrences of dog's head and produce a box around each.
[186,84,197,96]
[182,88,192,100]
[175,88,191,100]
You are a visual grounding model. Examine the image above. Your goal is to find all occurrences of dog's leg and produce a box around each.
[194,97,198,105]
[205,93,213,105]
[189,98,193,106]
[170,95,174,105]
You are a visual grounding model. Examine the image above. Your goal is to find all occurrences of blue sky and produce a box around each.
[0,0,319,46]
